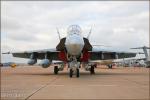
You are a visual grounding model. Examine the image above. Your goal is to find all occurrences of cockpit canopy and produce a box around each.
[67,25,82,35]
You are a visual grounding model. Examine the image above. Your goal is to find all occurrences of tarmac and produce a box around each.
[1,66,150,99]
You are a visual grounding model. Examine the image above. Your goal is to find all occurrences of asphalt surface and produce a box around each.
[1,66,149,99]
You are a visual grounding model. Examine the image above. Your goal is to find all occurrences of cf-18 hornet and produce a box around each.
[3,25,137,77]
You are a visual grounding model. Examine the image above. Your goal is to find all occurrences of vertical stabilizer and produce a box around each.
[131,46,150,61]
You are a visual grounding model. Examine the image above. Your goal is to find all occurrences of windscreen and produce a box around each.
[67,25,82,35]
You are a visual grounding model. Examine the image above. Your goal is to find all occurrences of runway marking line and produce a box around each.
[88,85,117,87]
[49,85,64,87]
[25,76,59,100]
[48,84,117,87]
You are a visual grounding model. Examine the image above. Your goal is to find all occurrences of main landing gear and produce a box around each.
[54,64,64,75]
[90,65,95,74]
[84,63,96,75]
[54,66,59,74]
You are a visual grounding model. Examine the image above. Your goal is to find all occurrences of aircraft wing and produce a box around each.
[90,48,137,60]
[3,48,60,60]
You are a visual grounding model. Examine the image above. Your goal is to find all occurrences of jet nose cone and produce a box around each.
[65,35,84,56]
[70,39,81,45]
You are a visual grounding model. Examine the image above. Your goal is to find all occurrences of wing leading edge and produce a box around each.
[90,48,136,60]
[6,49,60,60]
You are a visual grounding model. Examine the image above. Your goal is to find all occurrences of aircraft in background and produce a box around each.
[3,25,137,77]
[131,46,150,67]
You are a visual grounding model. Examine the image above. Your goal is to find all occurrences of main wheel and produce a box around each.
[76,68,80,78]
[69,69,73,78]
[54,66,58,74]
[90,65,95,74]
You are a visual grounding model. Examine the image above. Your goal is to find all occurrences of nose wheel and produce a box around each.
[76,68,80,78]
[69,68,80,78]
[69,69,73,77]
[108,64,112,69]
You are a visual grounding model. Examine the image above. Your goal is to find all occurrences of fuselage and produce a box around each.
[65,25,84,56]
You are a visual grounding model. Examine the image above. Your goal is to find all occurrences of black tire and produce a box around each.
[94,64,97,68]
[108,64,112,69]
[69,69,73,78]
[76,68,80,78]
[90,65,95,74]
[54,66,58,74]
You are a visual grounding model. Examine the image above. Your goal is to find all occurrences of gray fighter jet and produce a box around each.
[3,25,137,77]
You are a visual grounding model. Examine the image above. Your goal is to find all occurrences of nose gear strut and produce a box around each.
[68,56,80,78]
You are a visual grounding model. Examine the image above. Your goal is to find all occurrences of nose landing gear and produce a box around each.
[69,69,73,77]
[68,56,80,78]
[76,68,80,77]
[69,68,80,78]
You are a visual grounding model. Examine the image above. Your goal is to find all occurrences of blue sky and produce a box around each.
[1,1,149,63]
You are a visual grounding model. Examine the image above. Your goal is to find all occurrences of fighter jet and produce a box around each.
[3,25,137,77]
